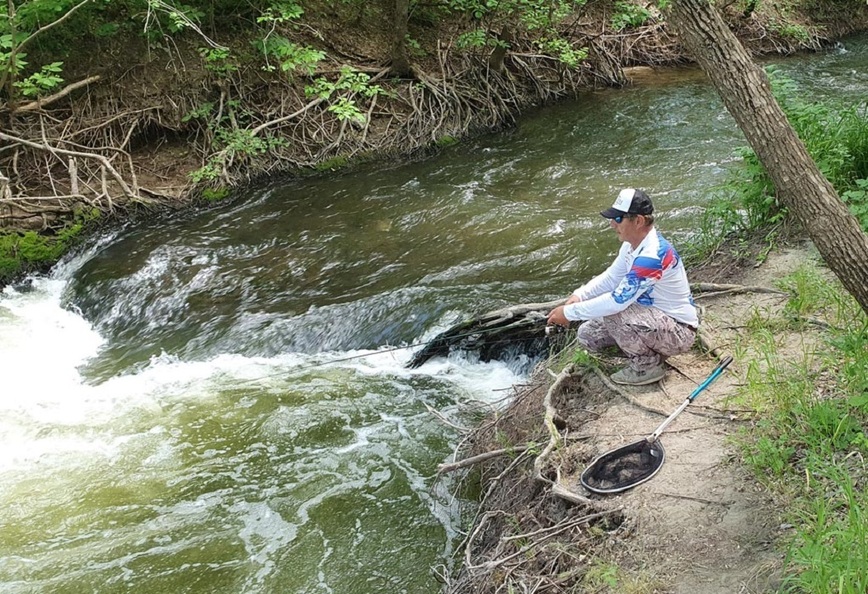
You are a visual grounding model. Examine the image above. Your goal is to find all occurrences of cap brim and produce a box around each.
[600,207,627,219]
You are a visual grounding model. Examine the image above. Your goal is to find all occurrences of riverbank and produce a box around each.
[2,0,868,285]
[444,237,868,593]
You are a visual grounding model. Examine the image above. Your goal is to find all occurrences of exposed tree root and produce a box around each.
[4,0,857,236]
[443,354,630,594]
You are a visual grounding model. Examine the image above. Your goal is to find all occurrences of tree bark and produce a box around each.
[489,27,513,74]
[389,0,412,78]
[667,0,868,314]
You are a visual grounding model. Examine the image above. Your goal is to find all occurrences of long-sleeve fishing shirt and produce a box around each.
[563,229,699,327]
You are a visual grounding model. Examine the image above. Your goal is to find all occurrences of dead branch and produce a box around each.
[532,365,573,482]
[438,445,530,474]
[692,282,788,298]
[14,75,102,113]
[0,131,135,199]
[591,366,670,417]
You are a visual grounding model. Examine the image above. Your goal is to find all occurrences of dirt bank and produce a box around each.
[442,240,825,593]
[2,0,867,249]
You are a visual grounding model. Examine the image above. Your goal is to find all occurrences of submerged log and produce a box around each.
[406,298,567,368]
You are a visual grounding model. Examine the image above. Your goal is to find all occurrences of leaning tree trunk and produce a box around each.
[667,0,868,314]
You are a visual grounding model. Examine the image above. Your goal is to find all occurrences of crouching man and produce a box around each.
[547,188,698,386]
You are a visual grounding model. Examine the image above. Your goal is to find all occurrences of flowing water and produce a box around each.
[1,35,866,594]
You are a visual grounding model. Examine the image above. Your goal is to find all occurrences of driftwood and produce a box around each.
[406,298,566,368]
[409,282,783,369]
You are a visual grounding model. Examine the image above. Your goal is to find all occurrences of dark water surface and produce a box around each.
[1,34,866,594]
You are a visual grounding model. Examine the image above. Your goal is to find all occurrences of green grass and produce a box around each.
[731,264,868,594]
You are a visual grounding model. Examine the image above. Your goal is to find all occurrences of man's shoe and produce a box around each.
[610,365,665,386]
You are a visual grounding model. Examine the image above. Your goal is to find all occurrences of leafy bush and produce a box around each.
[611,1,651,30]
[686,73,868,265]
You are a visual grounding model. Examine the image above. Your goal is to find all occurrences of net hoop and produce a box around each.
[580,438,666,494]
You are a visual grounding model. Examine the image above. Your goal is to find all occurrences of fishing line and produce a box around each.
[232,320,555,386]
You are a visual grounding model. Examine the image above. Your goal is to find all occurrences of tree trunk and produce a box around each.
[667,0,868,314]
[489,27,513,74]
[389,0,411,78]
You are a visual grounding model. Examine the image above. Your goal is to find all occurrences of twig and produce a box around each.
[649,491,732,506]
[422,402,469,432]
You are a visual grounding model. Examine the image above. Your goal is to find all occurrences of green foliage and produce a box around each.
[256,0,303,24]
[771,21,811,42]
[777,263,849,321]
[571,346,596,367]
[305,66,389,123]
[582,561,619,589]
[189,161,221,183]
[199,47,237,75]
[146,0,205,34]
[611,1,651,30]
[256,35,324,75]
[200,186,230,201]
[445,0,589,67]
[835,320,868,398]
[456,27,490,49]
[13,60,63,96]
[741,428,794,477]
[684,76,868,266]
[785,473,868,594]
[537,37,587,68]
[182,101,214,122]
[0,34,28,72]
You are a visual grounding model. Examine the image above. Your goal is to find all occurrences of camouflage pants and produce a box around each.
[576,304,696,372]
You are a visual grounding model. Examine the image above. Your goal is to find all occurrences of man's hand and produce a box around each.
[547,305,570,327]
[565,294,581,305]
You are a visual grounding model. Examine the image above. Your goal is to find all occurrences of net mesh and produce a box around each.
[580,439,665,493]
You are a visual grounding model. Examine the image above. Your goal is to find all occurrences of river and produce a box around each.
[1,34,866,594]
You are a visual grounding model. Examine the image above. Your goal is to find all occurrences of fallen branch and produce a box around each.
[464,507,617,571]
[14,75,101,113]
[437,445,529,474]
[0,131,135,199]
[692,282,788,299]
[532,365,573,483]
[591,367,669,417]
